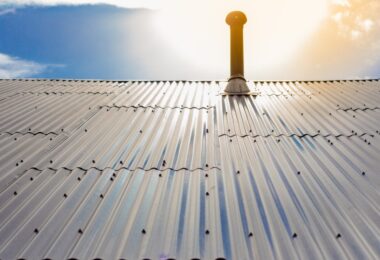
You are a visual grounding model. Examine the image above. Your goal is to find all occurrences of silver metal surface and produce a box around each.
[0,79,379,259]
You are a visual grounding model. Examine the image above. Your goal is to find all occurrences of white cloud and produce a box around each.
[0,8,16,15]
[332,0,350,7]
[0,53,46,78]
[0,0,159,9]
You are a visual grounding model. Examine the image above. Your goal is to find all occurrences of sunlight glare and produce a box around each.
[154,0,328,79]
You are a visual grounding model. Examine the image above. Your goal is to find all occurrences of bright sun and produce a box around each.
[154,0,329,78]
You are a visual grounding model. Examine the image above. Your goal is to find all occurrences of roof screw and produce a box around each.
[78,229,83,234]
[120,160,123,165]
[248,232,253,237]
[206,192,210,196]
[92,160,96,164]
[206,128,209,133]
[159,173,162,178]
[336,233,341,239]
[20,160,23,163]
[292,233,297,238]
[249,129,252,133]
[100,194,104,198]
[237,170,240,174]
[205,174,208,178]
[14,191,17,196]
[230,139,232,142]
[140,130,143,133]
[162,160,166,167]
[77,177,81,181]
[297,171,301,175]
[142,229,146,234]
[63,193,68,198]
[14,138,17,141]
[61,128,64,132]
[301,113,303,116]
[112,173,116,177]
[205,164,209,167]
[50,160,53,164]
[28,128,31,131]
[85,129,87,132]
[30,177,34,181]
[110,177,114,181]
[205,230,210,235]
[34,228,39,234]
[362,172,365,176]
[50,138,53,141]
[16,163,19,166]
[277,139,280,143]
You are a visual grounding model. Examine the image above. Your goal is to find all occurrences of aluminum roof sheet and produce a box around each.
[0,78,379,259]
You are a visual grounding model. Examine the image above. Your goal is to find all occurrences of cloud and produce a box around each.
[0,0,159,9]
[0,8,16,15]
[0,53,46,78]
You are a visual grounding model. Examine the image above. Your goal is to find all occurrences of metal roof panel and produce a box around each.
[0,79,379,259]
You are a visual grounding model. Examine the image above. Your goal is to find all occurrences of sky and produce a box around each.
[0,0,379,80]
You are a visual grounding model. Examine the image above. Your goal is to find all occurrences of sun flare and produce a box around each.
[154,0,329,78]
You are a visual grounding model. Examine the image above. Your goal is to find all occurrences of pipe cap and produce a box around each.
[226,11,247,26]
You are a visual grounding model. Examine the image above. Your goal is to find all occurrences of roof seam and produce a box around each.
[27,166,222,173]
[218,133,376,138]
[337,107,380,112]
[100,105,215,110]
[17,91,114,96]
[0,131,59,136]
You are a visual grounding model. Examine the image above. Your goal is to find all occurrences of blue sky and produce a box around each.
[0,0,379,80]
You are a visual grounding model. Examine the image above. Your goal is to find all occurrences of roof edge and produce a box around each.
[0,78,379,83]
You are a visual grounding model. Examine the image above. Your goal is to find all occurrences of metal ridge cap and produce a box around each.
[0,78,379,83]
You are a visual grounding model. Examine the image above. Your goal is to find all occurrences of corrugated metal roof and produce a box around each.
[0,78,379,259]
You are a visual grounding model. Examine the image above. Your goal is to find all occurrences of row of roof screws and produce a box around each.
[17,167,366,195]
[15,168,365,198]
[30,224,343,241]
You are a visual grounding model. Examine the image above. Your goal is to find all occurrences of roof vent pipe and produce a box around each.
[224,11,253,95]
